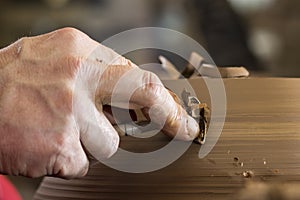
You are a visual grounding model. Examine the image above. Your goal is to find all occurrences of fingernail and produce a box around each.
[187,115,199,140]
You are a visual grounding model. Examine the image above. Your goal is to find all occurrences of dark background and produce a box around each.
[1,0,300,77]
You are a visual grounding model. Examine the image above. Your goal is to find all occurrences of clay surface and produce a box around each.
[34,78,300,200]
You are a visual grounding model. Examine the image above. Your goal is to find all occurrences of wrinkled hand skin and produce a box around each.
[0,27,199,179]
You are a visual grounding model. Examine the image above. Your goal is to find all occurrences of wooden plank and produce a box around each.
[34,78,300,200]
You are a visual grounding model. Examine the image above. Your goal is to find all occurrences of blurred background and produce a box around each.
[1,0,300,77]
[0,0,300,199]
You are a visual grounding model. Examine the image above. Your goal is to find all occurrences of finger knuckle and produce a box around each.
[17,36,28,45]
[141,71,164,105]
[13,37,28,57]
[141,70,161,85]
[0,37,26,65]
[55,27,85,41]
[53,27,89,51]
[54,150,88,178]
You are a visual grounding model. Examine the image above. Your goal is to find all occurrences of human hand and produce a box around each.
[0,28,199,178]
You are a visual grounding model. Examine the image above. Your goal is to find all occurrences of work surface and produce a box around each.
[35,78,300,200]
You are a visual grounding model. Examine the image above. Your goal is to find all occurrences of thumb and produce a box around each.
[73,61,119,161]
[76,94,120,160]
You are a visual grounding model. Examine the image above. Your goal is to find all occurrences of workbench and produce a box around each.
[34,78,300,200]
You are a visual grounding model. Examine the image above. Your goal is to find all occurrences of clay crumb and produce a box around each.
[263,158,267,165]
[242,170,254,178]
[233,157,244,168]
[239,162,244,167]
[263,161,267,165]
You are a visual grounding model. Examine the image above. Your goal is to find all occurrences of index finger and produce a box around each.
[97,66,199,141]
[130,70,200,141]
